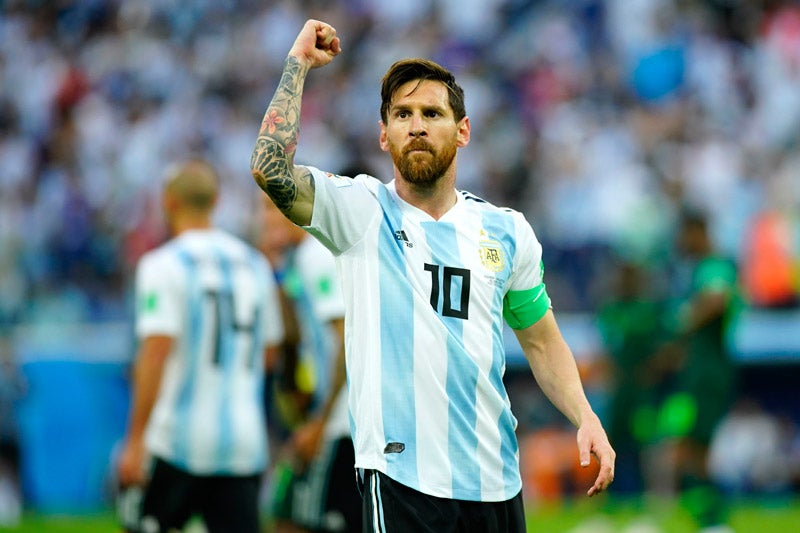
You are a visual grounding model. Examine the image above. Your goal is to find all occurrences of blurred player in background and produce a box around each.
[597,260,670,496]
[260,195,360,533]
[116,159,284,533]
[249,19,614,532]
[647,210,739,532]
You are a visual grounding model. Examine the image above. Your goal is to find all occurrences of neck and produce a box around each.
[394,171,458,221]
[172,214,213,236]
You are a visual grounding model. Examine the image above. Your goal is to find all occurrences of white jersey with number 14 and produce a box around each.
[135,228,283,476]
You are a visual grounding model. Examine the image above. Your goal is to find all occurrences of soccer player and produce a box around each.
[650,211,739,531]
[116,159,284,533]
[250,20,615,532]
[262,195,361,532]
[596,260,670,495]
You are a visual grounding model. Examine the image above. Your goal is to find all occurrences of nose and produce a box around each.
[409,114,427,137]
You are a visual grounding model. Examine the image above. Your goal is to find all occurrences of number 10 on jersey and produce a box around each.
[424,263,471,320]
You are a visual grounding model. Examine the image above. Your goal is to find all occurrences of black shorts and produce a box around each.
[293,437,362,532]
[119,457,262,533]
[361,469,526,533]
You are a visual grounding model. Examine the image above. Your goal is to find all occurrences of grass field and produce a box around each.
[2,497,799,532]
[525,496,800,532]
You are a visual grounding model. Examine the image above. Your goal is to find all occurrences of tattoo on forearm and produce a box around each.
[250,56,309,211]
[251,139,296,210]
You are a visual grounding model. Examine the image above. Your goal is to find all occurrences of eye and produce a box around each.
[396,110,410,119]
[425,110,440,118]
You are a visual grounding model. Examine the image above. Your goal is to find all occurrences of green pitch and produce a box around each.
[525,496,800,532]
[3,497,799,532]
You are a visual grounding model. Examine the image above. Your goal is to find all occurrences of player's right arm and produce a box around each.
[118,251,181,486]
[515,312,615,496]
[118,335,172,486]
[250,19,341,227]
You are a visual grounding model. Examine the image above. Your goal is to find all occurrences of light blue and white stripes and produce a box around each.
[376,185,418,488]
[136,229,281,476]
[307,168,547,501]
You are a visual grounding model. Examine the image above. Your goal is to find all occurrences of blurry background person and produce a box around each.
[645,210,740,531]
[260,193,360,533]
[708,396,796,496]
[596,259,671,497]
[258,186,314,533]
[116,160,284,533]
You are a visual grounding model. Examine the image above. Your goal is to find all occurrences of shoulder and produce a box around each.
[458,189,532,228]
[138,241,181,271]
[306,166,378,186]
[215,229,253,253]
[458,192,543,260]
[216,230,273,269]
[307,165,384,193]
[135,242,188,290]
[459,190,520,215]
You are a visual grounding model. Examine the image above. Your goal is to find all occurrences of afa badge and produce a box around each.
[479,232,505,272]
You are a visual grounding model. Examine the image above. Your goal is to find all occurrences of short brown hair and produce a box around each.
[163,159,219,211]
[380,58,466,124]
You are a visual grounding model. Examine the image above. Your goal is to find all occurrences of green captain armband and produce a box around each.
[503,284,551,330]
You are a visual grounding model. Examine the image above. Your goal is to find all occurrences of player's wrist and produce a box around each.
[285,52,313,73]
[575,406,599,429]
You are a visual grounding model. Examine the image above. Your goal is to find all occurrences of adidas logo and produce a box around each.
[394,230,414,248]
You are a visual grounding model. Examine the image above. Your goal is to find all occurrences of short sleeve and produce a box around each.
[135,252,183,338]
[507,212,547,293]
[503,212,552,329]
[303,166,382,255]
[298,239,345,323]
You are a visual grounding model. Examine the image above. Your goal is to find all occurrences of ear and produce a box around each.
[379,120,389,152]
[456,116,470,148]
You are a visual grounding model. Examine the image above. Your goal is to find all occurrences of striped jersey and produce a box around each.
[303,167,550,502]
[135,228,283,475]
[288,235,349,439]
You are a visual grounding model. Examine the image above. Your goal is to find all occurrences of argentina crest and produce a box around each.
[478,230,505,273]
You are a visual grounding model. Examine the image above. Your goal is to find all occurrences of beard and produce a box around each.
[390,138,457,187]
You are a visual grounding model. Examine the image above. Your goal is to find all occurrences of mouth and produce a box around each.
[405,143,432,155]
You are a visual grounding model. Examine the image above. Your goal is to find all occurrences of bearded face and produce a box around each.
[388,135,457,187]
[380,79,469,188]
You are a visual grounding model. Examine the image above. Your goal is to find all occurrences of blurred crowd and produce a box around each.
[1,0,799,331]
[1,0,800,521]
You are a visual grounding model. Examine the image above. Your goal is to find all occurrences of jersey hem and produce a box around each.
[354,460,522,502]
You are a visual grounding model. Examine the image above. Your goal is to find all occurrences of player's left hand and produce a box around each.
[577,415,615,496]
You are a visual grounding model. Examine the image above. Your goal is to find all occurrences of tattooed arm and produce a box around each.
[250,20,341,226]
